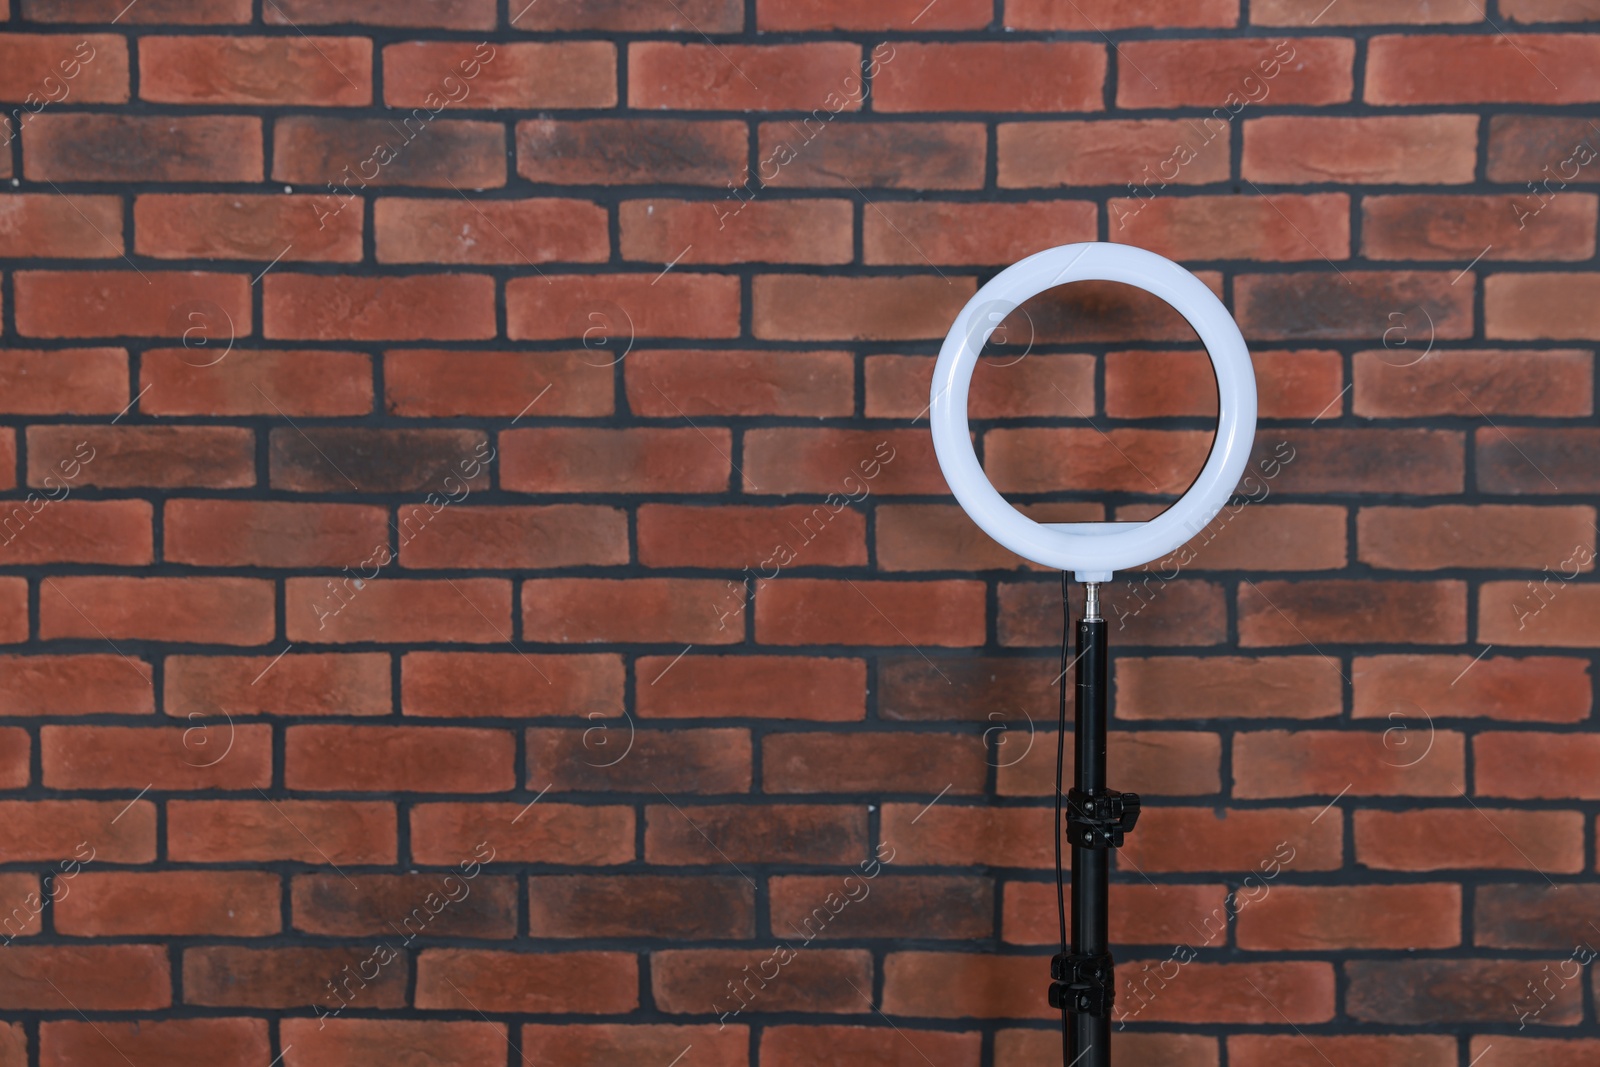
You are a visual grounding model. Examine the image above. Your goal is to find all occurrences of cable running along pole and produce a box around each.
[928,244,1258,1066]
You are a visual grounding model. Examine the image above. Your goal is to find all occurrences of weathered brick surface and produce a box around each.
[0,10,1590,1064]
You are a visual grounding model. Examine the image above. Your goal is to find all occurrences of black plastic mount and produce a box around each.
[1049,950,1116,1016]
[1064,787,1141,849]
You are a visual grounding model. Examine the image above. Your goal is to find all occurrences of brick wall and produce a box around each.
[0,0,1597,1065]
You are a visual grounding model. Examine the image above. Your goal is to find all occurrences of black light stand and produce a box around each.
[1050,580,1139,1067]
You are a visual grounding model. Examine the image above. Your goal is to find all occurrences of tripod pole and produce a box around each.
[1052,581,1138,1067]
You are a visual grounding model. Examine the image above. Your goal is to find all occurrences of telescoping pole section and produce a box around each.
[1051,582,1139,1067]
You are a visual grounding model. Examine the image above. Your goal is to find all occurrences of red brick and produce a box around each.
[385,350,613,418]
[1117,37,1353,108]
[1475,884,1600,949]
[416,949,636,1013]
[142,349,372,417]
[1363,194,1597,261]
[167,800,396,865]
[264,273,495,341]
[1251,0,1479,22]
[756,275,976,341]
[999,1030,1218,1067]
[514,0,740,29]
[1349,958,1581,1024]
[285,577,510,644]
[42,724,271,790]
[1230,1035,1456,1067]
[14,270,250,339]
[27,426,253,489]
[864,201,1097,266]
[646,803,865,865]
[1235,271,1473,341]
[270,427,490,493]
[1352,654,1591,723]
[638,504,866,568]
[166,653,389,717]
[1355,808,1583,872]
[287,725,513,793]
[25,0,250,20]
[1119,806,1342,872]
[523,578,740,645]
[375,197,608,265]
[1117,655,1342,720]
[1239,579,1465,646]
[775,874,994,941]
[185,944,406,1008]
[24,114,261,181]
[0,348,125,414]
[757,121,987,189]
[1110,349,1344,420]
[876,504,1093,572]
[867,354,1095,420]
[518,118,747,186]
[884,653,1053,724]
[0,655,153,716]
[0,946,168,1010]
[1008,0,1237,29]
[630,41,864,110]
[0,729,29,788]
[763,1025,981,1067]
[1482,581,1600,647]
[501,428,730,494]
[526,1026,749,1067]
[1000,119,1232,188]
[134,194,364,262]
[1002,880,1226,946]
[997,730,1221,798]
[636,654,866,720]
[139,35,370,105]
[756,578,984,647]
[40,576,272,645]
[409,802,634,865]
[1113,192,1349,261]
[272,116,504,188]
[0,35,126,103]
[507,273,740,341]
[530,875,754,938]
[1114,502,1348,573]
[622,198,853,266]
[1234,729,1464,798]
[529,726,750,793]
[1368,34,1600,104]
[882,804,1052,868]
[1243,115,1477,183]
[743,429,937,495]
[0,194,122,258]
[1502,0,1600,16]
[994,271,1225,344]
[0,579,22,644]
[1486,272,1600,339]
[267,0,494,25]
[1474,732,1600,800]
[402,505,627,570]
[0,800,152,862]
[1487,114,1600,183]
[1477,427,1600,493]
[41,1019,268,1067]
[280,1021,508,1067]
[403,652,624,718]
[1251,429,1464,495]
[55,871,279,936]
[1359,505,1595,569]
[1354,349,1592,417]
[0,499,151,565]
[292,871,516,939]
[878,43,1104,113]
[985,428,1213,495]
[628,350,852,418]
[656,946,872,1016]
[1466,1037,1600,1067]
[165,500,384,568]
[765,732,986,794]
[385,41,615,109]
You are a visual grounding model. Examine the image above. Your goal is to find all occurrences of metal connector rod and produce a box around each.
[1082,581,1100,621]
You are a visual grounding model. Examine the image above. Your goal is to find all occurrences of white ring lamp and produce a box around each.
[929,242,1258,583]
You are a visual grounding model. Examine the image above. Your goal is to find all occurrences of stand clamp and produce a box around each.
[1049,951,1116,1016]
[1065,788,1141,849]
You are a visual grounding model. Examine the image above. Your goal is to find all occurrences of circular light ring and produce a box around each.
[929,242,1258,581]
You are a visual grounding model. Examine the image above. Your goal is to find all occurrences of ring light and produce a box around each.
[929,242,1258,582]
